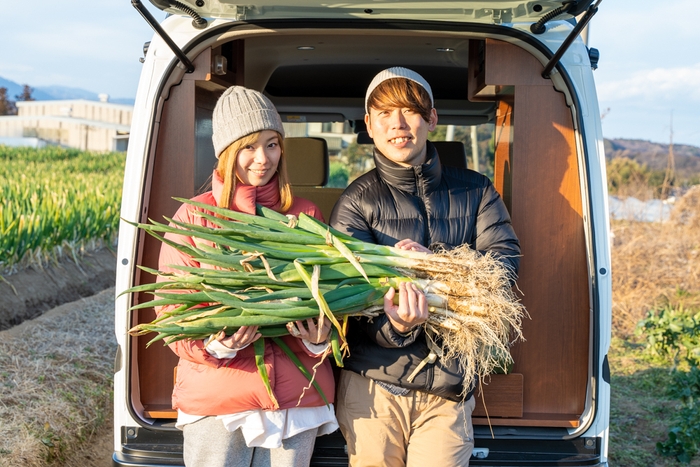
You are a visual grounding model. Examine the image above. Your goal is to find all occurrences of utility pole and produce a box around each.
[445,124,455,141]
[661,111,675,199]
[471,126,479,172]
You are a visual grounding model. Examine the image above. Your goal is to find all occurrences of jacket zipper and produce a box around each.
[414,168,431,246]
[414,167,434,392]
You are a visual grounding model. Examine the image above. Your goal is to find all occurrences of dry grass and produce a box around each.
[0,289,115,467]
[611,186,700,337]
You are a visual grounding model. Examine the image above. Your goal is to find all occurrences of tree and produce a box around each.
[606,157,668,199]
[338,140,374,180]
[15,84,34,102]
[328,161,350,188]
[0,87,17,115]
[428,124,496,179]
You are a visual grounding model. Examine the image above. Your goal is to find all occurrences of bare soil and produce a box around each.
[0,292,114,467]
[0,248,117,331]
[0,250,117,467]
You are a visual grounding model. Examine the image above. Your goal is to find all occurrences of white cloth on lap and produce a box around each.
[176,405,338,448]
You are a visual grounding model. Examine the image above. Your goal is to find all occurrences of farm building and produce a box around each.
[0,97,132,152]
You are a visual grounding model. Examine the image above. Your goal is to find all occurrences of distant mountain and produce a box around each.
[33,85,101,101]
[0,76,134,105]
[0,76,53,100]
[604,138,700,180]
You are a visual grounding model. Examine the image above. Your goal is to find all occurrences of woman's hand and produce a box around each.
[395,238,433,254]
[384,281,429,334]
[287,318,332,344]
[215,326,261,350]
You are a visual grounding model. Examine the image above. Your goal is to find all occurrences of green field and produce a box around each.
[0,145,125,272]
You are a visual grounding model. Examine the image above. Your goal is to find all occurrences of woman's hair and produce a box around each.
[216,131,294,212]
[366,78,433,123]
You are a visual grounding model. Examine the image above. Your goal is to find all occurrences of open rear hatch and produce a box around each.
[147,0,595,22]
[117,2,608,465]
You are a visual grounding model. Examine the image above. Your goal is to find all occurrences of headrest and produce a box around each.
[355,133,469,170]
[432,141,468,169]
[284,137,329,186]
[356,131,373,145]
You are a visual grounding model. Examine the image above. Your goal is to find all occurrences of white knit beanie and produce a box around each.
[365,67,434,113]
[212,86,285,158]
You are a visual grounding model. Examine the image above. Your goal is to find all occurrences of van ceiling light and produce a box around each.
[436,48,454,52]
[297,46,315,50]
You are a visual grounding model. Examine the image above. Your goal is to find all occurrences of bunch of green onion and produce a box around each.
[123,198,525,403]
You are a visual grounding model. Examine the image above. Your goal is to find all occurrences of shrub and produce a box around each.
[638,305,700,463]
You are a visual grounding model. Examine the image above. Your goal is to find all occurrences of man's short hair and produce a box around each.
[366,78,433,123]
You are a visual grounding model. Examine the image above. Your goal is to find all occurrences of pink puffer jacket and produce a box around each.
[157,173,334,415]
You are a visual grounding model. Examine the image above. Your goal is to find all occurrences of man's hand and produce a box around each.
[384,281,428,334]
[215,326,261,350]
[287,318,332,344]
[395,238,433,254]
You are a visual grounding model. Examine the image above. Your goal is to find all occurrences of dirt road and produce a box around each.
[0,250,117,467]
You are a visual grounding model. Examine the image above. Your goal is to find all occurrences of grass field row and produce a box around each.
[0,146,125,272]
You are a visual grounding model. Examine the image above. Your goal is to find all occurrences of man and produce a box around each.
[329,67,521,467]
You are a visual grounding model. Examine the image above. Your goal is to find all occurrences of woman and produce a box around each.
[157,86,337,467]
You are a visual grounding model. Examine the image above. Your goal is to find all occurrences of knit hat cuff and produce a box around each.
[365,67,434,113]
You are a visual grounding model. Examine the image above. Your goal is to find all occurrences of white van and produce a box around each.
[114,0,611,465]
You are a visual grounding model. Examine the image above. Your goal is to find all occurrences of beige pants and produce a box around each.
[336,370,475,467]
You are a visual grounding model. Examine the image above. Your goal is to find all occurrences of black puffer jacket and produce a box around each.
[329,142,520,401]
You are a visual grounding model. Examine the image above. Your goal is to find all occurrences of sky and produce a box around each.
[589,0,700,147]
[1,0,699,147]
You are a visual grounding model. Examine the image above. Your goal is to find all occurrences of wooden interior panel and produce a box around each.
[493,99,514,213]
[194,85,223,192]
[134,82,196,410]
[483,39,551,87]
[509,85,588,417]
[473,373,523,419]
[475,40,590,426]
[132,50,216,414]
[467,40,487,101]
[130,39,590,428]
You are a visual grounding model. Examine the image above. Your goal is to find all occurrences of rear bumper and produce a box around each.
[113,427,605,467]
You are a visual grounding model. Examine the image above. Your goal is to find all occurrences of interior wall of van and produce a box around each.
[114,1,616,463]
[127,34,591,433]
[476,39,590,426]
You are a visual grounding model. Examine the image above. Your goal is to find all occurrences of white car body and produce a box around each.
[114,1,611,465]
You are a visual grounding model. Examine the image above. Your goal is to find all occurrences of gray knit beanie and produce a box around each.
[365,67,434,113]
[212,86,285,158]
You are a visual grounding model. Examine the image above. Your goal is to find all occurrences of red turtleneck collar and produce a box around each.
[212,170,281,215]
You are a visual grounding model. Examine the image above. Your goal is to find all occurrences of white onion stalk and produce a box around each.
[121,199,526,399]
